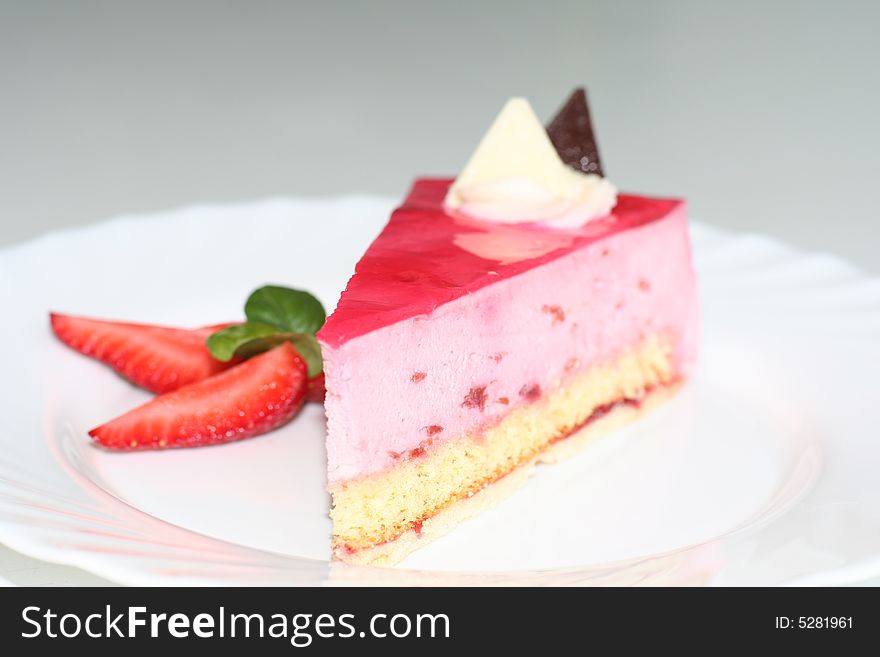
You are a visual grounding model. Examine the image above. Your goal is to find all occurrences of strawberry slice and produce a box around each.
[89,342,307,450]
[50,313,237,394]
[306,372,325,404]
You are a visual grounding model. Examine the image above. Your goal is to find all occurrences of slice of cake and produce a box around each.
[317,90,699,565]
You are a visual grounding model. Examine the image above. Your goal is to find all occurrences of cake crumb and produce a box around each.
[410,371,427,383]
[638,278,651,292]
[424,425,443,436]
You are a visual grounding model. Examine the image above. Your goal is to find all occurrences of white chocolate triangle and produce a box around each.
[446,98,583,207]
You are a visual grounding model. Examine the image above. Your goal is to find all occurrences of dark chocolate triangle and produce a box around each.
[546,87,604,177]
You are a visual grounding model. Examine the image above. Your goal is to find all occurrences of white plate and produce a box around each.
[1,198,879,586]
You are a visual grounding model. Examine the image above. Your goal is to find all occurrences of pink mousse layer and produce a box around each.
[319,179,699,484]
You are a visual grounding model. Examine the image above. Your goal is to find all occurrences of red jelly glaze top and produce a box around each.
[318,178,682,348]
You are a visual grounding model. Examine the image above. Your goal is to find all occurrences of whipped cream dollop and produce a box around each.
[445,98,617,229]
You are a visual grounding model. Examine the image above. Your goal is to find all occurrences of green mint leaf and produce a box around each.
[244,285,326,335]
[206,322,283,362]
[206,322,324,377]
[286,333,323,378]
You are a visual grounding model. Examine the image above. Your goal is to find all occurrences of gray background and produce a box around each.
[2,0,879,272]
[1,1,878,584]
